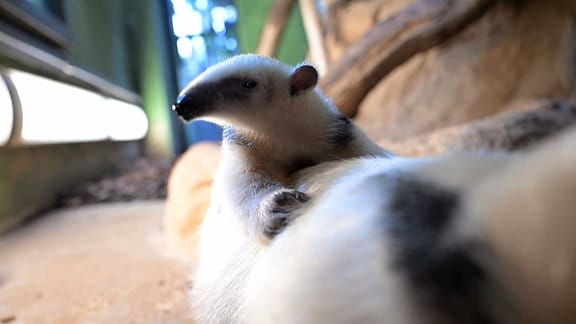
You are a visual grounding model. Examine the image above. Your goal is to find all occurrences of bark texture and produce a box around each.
[257,0,297,57]
[320,0,498,117]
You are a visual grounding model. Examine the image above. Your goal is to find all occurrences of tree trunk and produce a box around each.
[257,0,297,57]
[320,0,497,117]
[299,0,329,75]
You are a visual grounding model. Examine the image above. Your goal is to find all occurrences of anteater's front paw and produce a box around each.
[261,189,310,238]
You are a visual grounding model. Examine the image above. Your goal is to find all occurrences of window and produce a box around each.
[169,0,239,144]
[0,0,69,54]
[0,1,148,146]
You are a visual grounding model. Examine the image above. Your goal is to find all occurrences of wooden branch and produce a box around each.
[323,0,353,44]
[320,0,497,117]
[379,100,576,156]
[299,0,328,75]
[257,0,297,57]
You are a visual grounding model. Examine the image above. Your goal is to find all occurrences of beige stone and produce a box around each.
[355,1,575,140]
[164,142,221,256]
[322,1,575,140]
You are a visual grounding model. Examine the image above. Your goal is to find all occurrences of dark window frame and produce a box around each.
[0,0,70,50]
[0,0,140,105]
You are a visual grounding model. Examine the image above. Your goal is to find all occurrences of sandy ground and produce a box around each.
[0,201,194,323]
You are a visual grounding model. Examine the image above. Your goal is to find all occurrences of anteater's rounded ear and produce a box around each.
[290,65,318,96]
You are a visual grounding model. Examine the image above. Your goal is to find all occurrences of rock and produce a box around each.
[163,142,221,256]
[323,0,576,141]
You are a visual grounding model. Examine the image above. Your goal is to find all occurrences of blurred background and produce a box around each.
[0,1,309,321]
[0,0,575,322]
[0,0,308,231]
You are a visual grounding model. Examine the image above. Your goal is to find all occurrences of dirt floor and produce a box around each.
[0,201,194,323]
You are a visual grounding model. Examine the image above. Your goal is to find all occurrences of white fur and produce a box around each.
[241,154,510,324]
[189,55,576,323]
[192,151,512,323]
[186,55,387,323]
[458,127,576,323]
[178,54,385,164]
[241,128,576,323]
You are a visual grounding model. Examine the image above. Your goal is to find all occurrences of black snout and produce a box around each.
[172,85,215,121]
[172,94,195,121]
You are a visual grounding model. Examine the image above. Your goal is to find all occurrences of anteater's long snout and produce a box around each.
[172,86,212,121]
[172,93,195,121]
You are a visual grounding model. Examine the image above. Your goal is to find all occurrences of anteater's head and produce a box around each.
[173,54,336,137]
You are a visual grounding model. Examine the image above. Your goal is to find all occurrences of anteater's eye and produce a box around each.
[243,80,257,89]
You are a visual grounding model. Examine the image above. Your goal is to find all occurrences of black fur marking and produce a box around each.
[379,175,494,324]
[261,189,310,238]
[329,115,354,146]
[224,125,315,174]
[476,101,576,151]
[173,76,254,121]
[284,157,316,176]
[173,90,212,121]
[218,76,256,101]
[223,126,254,149]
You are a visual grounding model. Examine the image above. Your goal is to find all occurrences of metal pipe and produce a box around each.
[0,70,22,146]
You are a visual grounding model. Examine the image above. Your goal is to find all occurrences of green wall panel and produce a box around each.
[236,0,308,65]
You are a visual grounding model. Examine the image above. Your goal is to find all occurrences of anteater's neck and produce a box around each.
[221,114,389,183]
